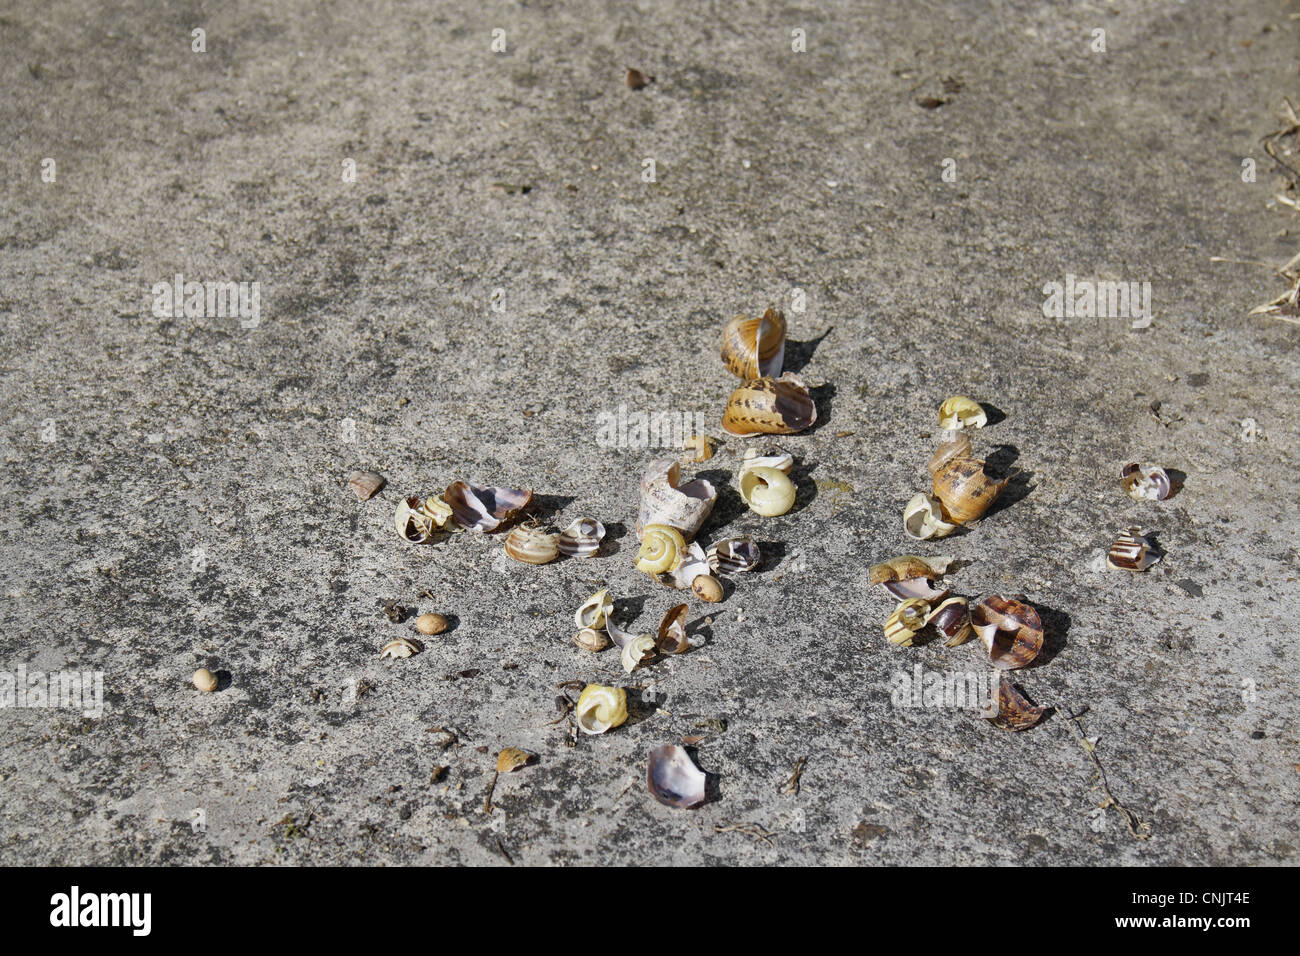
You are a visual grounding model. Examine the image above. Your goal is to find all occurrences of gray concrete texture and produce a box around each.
[1,0,1297,865]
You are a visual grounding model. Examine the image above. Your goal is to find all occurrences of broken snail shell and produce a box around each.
[691,574,724,602]
[660,541,710,589]
[380,636,423,659]
[620,634,657,674]
[970,595,1043,670]
[656,604,691,654]
[444,481,532,532]
[575,589,614,630]
[720,307,786,380]
[647,744,707,809]
[938,396,988,431]
[637,458,717,541]
[721,373,817,437]
[557,517,605,558]
[394,495,452,543]
[635,524,686,575]
[681,434,713,464]
[928,432,972,477]
[706,536,761,574]
[576,684,628,734]
[504,524,560,564]
[1107,527,1158,571]
[868,554,953,601]
[347,470,386,500]
[574,627,611,652]
[192,668,218,693]
[932,457,1007,525]
[884,598,931,647]
[980,678,1048,732]
[740,446,794,476]
[1120,463,1173,501]
[903,492,959,540]
[739,466,796,517]
[926,597,973,647]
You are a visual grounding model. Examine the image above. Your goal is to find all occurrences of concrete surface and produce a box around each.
[1,0,1297,865]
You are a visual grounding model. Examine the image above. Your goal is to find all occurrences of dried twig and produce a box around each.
[1062,706,1151,840]
[779,756,807,795]
[714,821,779,846]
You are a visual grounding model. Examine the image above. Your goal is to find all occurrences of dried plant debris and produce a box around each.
[980,678,1047,732]
[647,744,707,809]
[347,470,386,500]
[1063,706,1151,839]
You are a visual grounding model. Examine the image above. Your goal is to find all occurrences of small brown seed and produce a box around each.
[193,668,218,693]
[692,574,724,603]
[415,613,448,635]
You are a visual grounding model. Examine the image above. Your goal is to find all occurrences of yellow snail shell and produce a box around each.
[635,524,686,575]
[720,307,787,379]
[739,466,796,517]
[937,396,987,431]
[722,373,817,437]
[576,684,628,734]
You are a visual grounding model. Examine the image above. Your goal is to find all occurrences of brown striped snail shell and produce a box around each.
[928,432,973,477]
[557,517,605,558]
[932,456,1007,525]
[720,307,787,380]
[721,373,817,437]
[926,596,972,647]
[1106,527,1157,571]
[980,678,1047,732]
[868,554,953,601]
[444,481,532,532]
[970,595,1043,670]
[504,524,559,564]
[636,458,717,541]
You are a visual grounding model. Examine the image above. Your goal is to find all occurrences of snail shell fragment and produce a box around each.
[1120,463,1173,501]
[647,744,707,809]
[661,540,710,589]
[868,554,953,602]
[574,627,611,652]
[706,536,761,574]
[937,396,988,431]
[928,432,973,477]
[444,481,532,532]
[575,589,614,630]
[740,446,794,476]
[394,495,453,543]
[691,574,724,602]
[380,636,423,659]
[557,517,605,558]
[504,525,560,564]
[970,595,1043,670]
[721,373,817,437]
[926,597,973,647]
[903,492,958,540]
[1106,528,1158,571]
[884,599,931,647]
[576,684,628,734]
[656,604,690,654]
[720,307,787,380]
[739,466,796,517]
[636,458,717,541]
[980,678,1047,732]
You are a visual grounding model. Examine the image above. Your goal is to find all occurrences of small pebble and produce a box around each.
[193,668,218,693]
